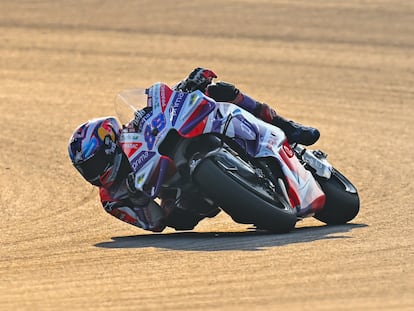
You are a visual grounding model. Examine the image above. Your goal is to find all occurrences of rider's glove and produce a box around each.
[176,67,217,93]
[126,172,150,207]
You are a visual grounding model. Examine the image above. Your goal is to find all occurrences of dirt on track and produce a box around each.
[1,1,413,310]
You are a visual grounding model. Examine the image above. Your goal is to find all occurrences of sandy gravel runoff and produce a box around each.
[1,1,413,310]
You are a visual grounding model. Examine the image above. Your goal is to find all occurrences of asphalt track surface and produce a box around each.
[1,1,413,310]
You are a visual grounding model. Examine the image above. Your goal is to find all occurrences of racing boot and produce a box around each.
[271,115,320,146]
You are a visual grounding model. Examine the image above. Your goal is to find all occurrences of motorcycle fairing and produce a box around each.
[277,141,326,215]
[119,83,215,198]
[119,82,325,214]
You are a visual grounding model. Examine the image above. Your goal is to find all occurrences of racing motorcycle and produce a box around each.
[115,82,359,233]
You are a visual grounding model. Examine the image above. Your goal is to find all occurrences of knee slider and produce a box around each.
[207,81,240,102]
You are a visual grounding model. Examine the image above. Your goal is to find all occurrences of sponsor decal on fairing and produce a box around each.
[130,151,156,171]
[170,92,188,126]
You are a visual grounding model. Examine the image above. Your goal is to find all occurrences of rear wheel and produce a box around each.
[314,169,360,224]
[192,149,297,233]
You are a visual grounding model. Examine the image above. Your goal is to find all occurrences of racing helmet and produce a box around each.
[68,117,130,187]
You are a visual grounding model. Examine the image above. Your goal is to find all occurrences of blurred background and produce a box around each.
[1,1,413,310]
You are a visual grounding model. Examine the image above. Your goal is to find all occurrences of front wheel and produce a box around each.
[192,149,297,233]
[314,169,360,224]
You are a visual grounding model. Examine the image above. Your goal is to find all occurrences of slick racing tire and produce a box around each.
[314,169,360,225]
[192,151,297,233]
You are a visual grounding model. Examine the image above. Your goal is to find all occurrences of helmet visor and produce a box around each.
[74,148,113,186]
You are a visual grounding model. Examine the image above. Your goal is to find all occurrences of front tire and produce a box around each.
[192,151,297,233]
[314,169,360,224]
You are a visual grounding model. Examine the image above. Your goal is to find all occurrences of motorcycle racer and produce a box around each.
[68,68,321,232]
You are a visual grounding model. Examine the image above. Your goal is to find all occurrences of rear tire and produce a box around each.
[192,153,297,233]
[314,169,360,224]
